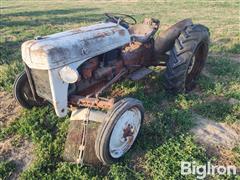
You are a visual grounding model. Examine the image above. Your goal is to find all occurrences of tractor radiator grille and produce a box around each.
[30,69,52,102]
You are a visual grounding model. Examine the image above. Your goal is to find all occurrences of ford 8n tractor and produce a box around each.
[14,13,210,165]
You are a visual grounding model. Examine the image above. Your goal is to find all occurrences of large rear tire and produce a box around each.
[164,24,210,93]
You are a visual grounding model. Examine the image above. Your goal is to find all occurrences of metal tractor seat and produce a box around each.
[128,18,159,43]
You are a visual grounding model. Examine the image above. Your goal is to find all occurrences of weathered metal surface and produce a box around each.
[69,95,115,109]
[22,22,131,70]
[93,67,113,79]
[154,19,193,55]
[63,119,102,165]
[128,67,153,81]
[30,69,52,101]
[76,80,108,96]
[81,57,99,79]
[36,36,154,117]
[63,108,107,165]
[70,108,106,122]
[128,18,159,43]
[24,64,38,101]
[122,41,154,67]
[95,68,127,97]
[22,19,192,117]
[109,106,142,158]
[48,67,69,117]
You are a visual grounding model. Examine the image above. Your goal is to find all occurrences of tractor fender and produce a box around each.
[154,19,193,56]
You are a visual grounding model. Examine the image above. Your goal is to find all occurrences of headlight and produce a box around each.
[59,66,79,83]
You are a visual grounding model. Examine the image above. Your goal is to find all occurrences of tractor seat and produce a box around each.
[128,18,159,43]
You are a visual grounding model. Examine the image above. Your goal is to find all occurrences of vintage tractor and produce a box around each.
[13,13,210,165]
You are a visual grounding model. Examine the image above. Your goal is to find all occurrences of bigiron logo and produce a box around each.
[181,161,237,179]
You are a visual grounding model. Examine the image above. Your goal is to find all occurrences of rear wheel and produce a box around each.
[13,71,46,109]
[164,24,210,93]
[95,98,144,165]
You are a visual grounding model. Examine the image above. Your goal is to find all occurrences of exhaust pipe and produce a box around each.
[154,18,193,57]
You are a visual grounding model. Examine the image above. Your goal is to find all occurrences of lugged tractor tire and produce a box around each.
[164,24,210,93]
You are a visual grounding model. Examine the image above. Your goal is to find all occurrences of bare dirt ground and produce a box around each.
[191,114,240,149]
[0,91,34,179]
[191,114,240,169]
[209,53,240,63]
[0,136,34,179]
[0,91,21,128]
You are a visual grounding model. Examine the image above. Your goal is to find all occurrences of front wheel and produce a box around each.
[13,71,46,109]
[95,98,144,165]
[164,24,210,93]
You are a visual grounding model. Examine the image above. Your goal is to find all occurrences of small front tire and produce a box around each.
[13,71,46,109]
[95,98,144,165]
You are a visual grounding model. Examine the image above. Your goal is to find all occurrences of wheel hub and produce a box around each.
[109,107,141,158]
[122,124,134,141]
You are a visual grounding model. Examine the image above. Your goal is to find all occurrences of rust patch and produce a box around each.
[118,29,125,36]
[69,95,114,109]
[81,57,99,79]
[122,41,154,66]
[63,120,102,165]
[123,42,142,52]
[123,124,134,141]
[96,31,112,38]
[31,46,48,60]
[23,40,36,47]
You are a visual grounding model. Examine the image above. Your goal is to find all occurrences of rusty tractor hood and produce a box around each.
[22,22,131,70]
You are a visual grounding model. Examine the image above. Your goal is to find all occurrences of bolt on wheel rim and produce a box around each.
[109,107,141,158]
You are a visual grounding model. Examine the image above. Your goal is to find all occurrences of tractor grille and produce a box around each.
[30,69,52,102]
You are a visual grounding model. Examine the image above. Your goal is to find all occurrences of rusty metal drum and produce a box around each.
[63,98,144,165]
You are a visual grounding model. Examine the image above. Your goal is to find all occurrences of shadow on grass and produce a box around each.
[1,13,104,28]
[193,100,239,123]
[211,38,240,54]
[0,41,22,65]
[229,43,240,54]
[1,8,99,18]
[0,8,103,65]
[0,5,22,10]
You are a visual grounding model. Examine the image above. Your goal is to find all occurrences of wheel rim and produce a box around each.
[186,42,208,86]
[109,107,141,158]
[187,55,196,74]
[23,82,34,101]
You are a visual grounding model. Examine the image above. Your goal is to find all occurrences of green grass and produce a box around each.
[0,160,16,180]
[193,101,240,123]
[197,57,240,99]
[0,0,240,179]
[233,146,240,168]
[145,134,209,180]
[208,58,240,78]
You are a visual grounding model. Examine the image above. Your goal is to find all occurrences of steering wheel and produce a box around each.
[105,13,137,25]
